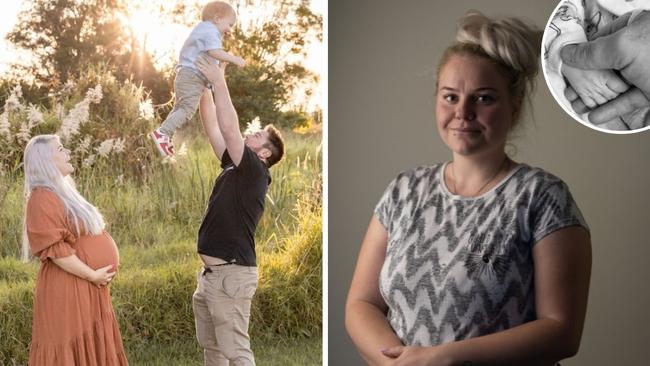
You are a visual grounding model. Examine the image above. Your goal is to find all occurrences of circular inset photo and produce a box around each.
[541,1,650,134]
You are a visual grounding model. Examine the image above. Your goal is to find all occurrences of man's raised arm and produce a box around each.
[196,55,245,166]
[198,88,227,160]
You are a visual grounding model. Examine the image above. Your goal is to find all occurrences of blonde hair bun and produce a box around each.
[456,11,542,79]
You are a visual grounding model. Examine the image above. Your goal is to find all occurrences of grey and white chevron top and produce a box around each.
[374,163,588,346]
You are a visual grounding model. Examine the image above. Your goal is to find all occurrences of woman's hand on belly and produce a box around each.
[51,255,117,287]
[89,264,117,287]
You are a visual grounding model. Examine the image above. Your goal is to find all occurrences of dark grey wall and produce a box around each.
[329,0,650,365]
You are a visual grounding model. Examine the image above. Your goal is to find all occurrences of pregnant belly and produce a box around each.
[75,231,120,270]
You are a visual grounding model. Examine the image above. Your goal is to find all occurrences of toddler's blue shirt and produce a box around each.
[177,21,222,74]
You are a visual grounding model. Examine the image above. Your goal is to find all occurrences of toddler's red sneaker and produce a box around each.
[150,128,175,156]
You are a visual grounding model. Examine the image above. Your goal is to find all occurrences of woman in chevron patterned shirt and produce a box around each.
[346,11,591,366]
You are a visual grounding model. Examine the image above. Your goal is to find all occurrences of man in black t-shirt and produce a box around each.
[192,55,285,366]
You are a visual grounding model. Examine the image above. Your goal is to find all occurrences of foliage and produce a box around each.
[0,278,34,363]
[255,190,322,338]
[6,0,170,102]
[151,0,324,127]
[126,335,322,365]
[4,0,322,129]
[225,0,322,127]
[0,65,161,180]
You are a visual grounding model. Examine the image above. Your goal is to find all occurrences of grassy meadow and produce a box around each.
[0,75,322,365]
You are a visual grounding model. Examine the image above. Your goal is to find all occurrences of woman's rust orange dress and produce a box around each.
[26,188,128,365]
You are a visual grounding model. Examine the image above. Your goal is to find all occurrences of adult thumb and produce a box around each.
[380,346,404,358]
[560,34,622,71]
[590,88,650,125]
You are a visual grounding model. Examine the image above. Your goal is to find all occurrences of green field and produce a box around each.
[128,336,322,365]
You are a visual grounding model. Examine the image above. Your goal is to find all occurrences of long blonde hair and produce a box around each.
[22,135,105,261]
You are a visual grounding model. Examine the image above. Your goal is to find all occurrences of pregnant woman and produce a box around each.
[23,135,128,365]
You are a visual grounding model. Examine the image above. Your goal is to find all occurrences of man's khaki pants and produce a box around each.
[193,265,258,366]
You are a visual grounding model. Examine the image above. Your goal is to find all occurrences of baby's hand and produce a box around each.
[232,56,246,67]
[562,64,629,108]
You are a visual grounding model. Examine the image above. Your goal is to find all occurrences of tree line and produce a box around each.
[2,0,322,128]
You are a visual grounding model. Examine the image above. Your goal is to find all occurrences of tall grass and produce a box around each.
[0,69,321,364]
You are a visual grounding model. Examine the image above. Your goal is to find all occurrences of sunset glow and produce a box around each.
[0,0,324,109]
[122,0,324,72]
[121,0,324,109]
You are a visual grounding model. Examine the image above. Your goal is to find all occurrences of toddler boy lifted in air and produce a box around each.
[151,1,245,156]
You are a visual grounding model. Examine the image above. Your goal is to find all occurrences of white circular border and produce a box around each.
[540,1,650,135]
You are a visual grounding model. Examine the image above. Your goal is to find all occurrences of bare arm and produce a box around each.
[51,255,116,287]
[199,87,226,160]
[206,49,246,67]
[346,216,404,366]
[382,226,591,366]
[196,55,245,166]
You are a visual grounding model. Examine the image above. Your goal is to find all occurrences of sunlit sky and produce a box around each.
[0,0,325,110]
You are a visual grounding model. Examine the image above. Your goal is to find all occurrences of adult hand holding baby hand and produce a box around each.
[564,85,649,130]
[560,10,650,124]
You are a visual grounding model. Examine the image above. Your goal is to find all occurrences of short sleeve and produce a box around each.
[531,180,589,244]
[221,149,234,168]
[374,177,399,232]
[26,189,76,261]
[200,27,223,52]
[236,146,270,185]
